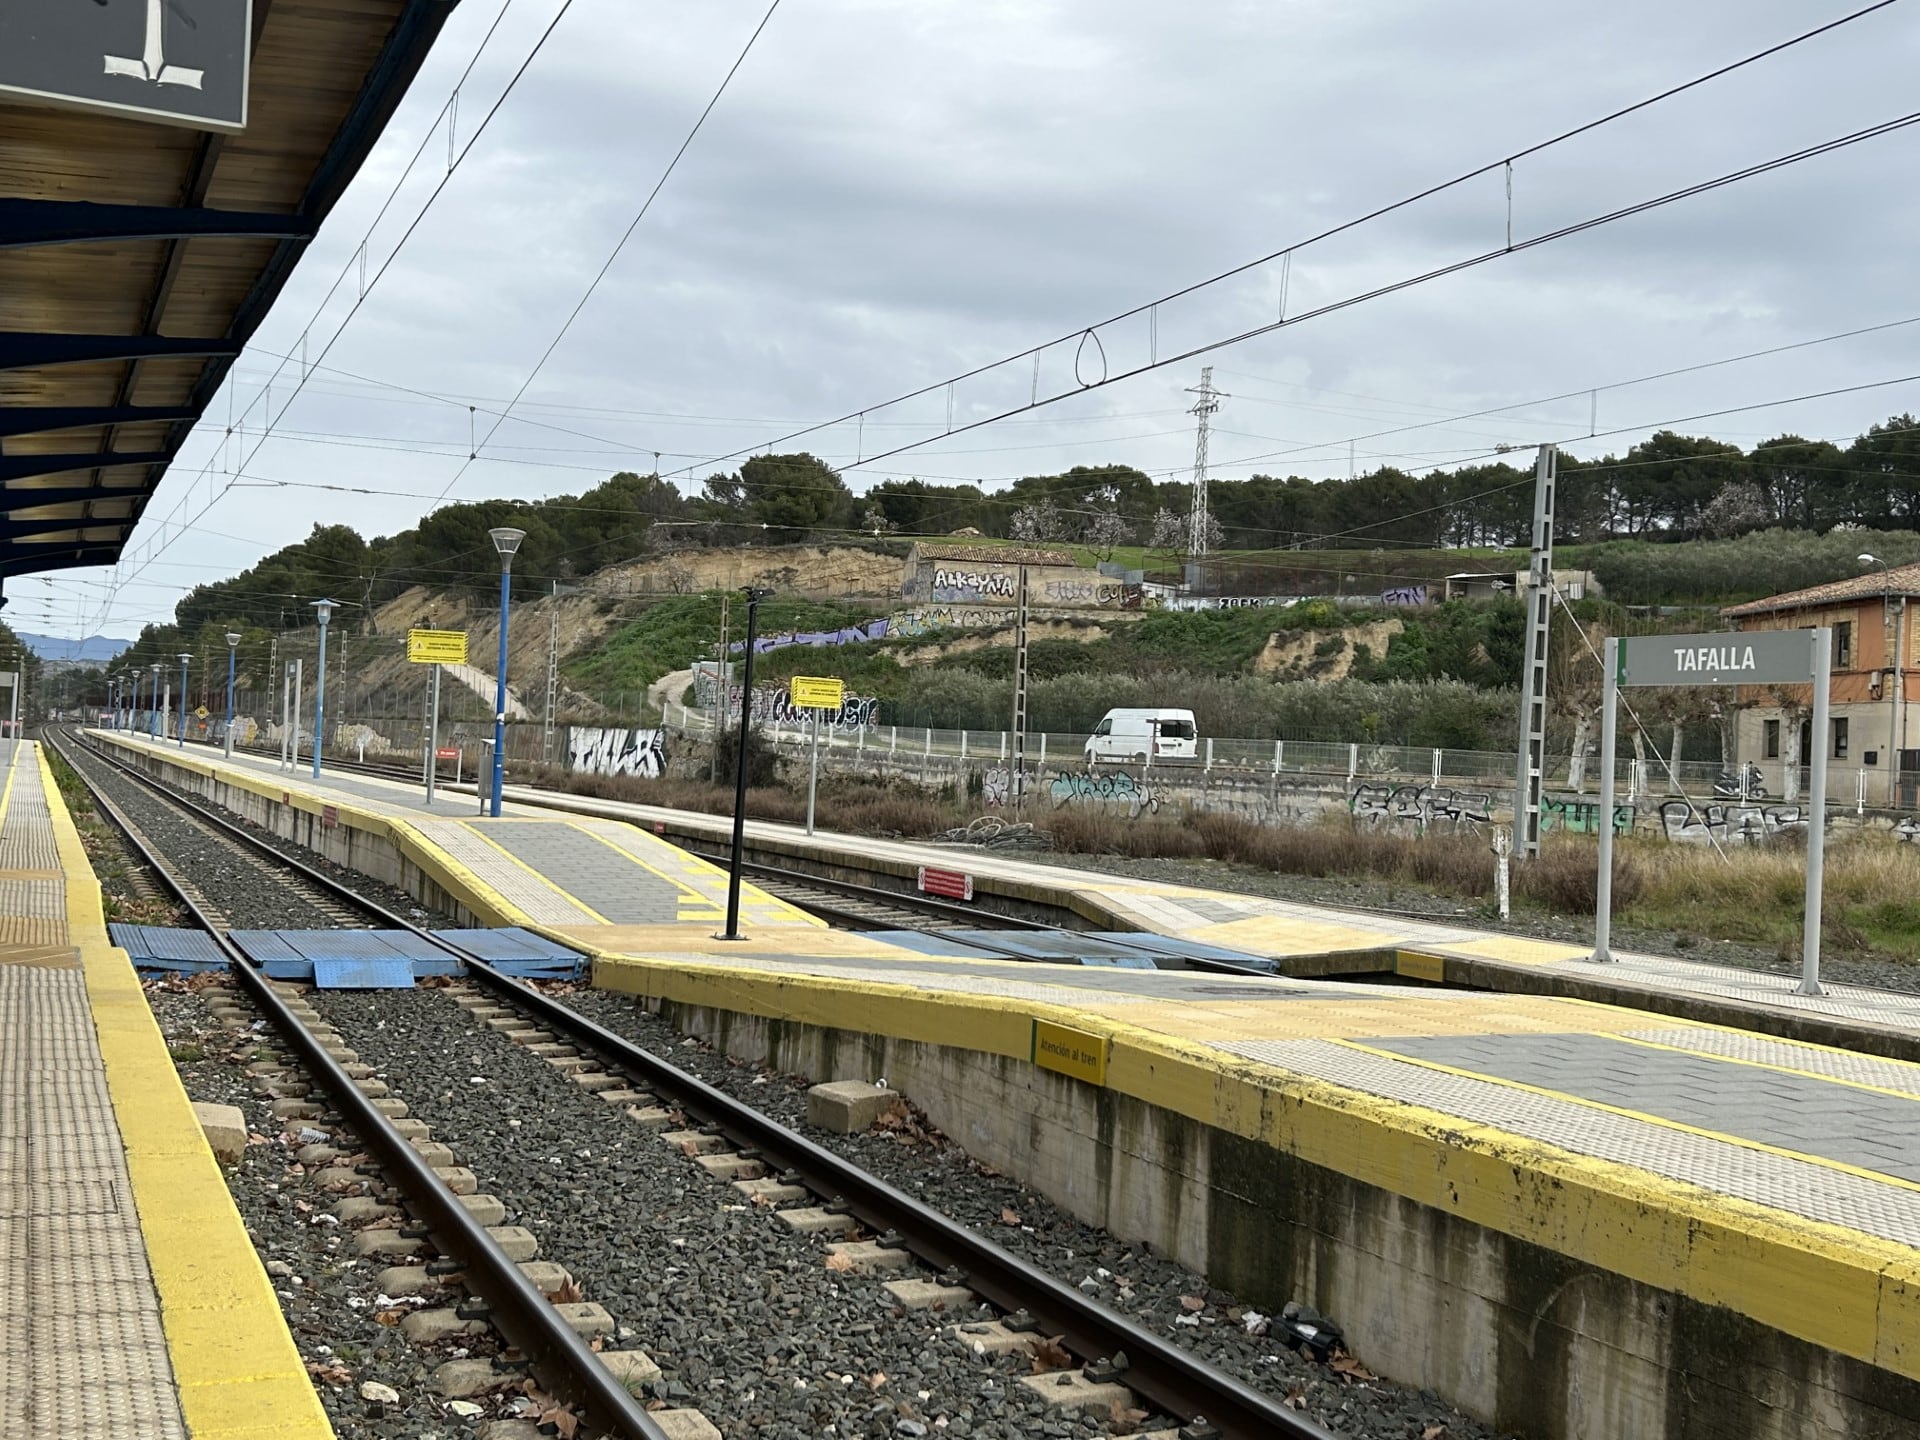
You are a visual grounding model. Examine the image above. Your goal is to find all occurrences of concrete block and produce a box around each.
[268,1098,320,1121]
[469,1225,536,1261]
[410,1140,457,1167]
[884,1278,975,1311]
[332,1197,399,1225]
[823,1241,912,1274]
[191,1101,248,1165]
[435,1359,506,1398]
[353,1228,422,1259]
[1018,1370,1132,1414]
[650,1410,722,1440]
[341,1062,374,1079]
[526,1043,576,1057]
[391,1118,432,1140]
[459,1193,507,1226]
[503,1029,546,1044]
[599,1349,662,1390]
[807,1080,897,1134]
[692,1153,765,1181]
[733,1176,809,1205]
[478,1425,543,1440]
[572,1072,623,1092]
[949,1320,1037,1356]
[310,1166,364,1192]
[370,1097,410,1119]
[626,1105,674,1129]
[354,1078,391,1098]
[403,1308,488,1344]
[661,1129,724,1156]
[774,1207,858,1237]
[597,1089,650,1106]
[433,1166,478,1195]
[376,1264,435,1294]
[554,1301,615,1337]
[518,1261,573,1295]
[545,1055,591,1074]
[295,1143,340,1167]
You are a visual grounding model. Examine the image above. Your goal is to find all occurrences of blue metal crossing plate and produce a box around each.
[110,925,228,973]
[438,927,587,978]
[312,956,416,990]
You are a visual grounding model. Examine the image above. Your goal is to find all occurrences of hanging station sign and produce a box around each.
[0,0,253,132]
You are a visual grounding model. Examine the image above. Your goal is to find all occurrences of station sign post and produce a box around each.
[408,629,468,807]
[1596,628,1829,993]
[790,676,844,837]
[0,0,253,131]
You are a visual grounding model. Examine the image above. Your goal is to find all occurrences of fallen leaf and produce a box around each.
[1107,1401,1149,1434]
[538,1405,581,1438]
[999,1207,1022,1226]
[866,1372,888,1391]
[372,1308,408,1327]
[1283,1385,1307,1411]
[1330,1355,1376,1382]
[1178,1295,1206,1313]
[824,1252,855,1273]
[552,1279,585,1304]
[1030,1336,1072,1373]
[1422,1427,1449,1439]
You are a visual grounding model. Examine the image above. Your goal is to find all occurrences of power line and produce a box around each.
[665,3,1912,484]
[421,0,787,515]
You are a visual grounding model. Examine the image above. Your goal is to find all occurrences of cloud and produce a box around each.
[43,0,1920,638]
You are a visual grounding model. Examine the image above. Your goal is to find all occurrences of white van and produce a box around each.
[1084,708,1199,765]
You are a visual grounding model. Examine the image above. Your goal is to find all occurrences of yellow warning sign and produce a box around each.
[407,629,469,665]
[194,706,208,719]
[1031,1020,1108,1086]
[789,675,845,711]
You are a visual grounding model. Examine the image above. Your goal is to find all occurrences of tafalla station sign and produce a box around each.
[1617,629,1818,688]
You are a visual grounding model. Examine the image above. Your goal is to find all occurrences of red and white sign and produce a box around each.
[917,866,973,902]
[434,747,460,762]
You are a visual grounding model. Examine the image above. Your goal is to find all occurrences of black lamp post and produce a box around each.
[720,587,770,940]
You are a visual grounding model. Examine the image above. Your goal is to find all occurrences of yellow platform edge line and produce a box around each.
[580,942,1920,1382]
[43,744,333,1439]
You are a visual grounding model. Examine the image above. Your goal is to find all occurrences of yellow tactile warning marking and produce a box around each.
[40,745,333,1439]
[451,821,616,925]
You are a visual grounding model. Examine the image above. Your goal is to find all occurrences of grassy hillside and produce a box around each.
[564,594,881,698]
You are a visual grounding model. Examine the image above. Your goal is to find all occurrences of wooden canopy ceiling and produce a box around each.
[0,0,461,591]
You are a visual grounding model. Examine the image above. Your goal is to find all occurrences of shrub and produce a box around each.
[1517,843,1644,915]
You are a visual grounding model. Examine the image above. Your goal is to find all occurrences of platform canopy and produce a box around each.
[0,0,461,586]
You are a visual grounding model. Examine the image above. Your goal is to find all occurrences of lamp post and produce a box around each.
[176,653,191,748]
[311,599,336,780]
[721,586,770,941]
[124,671,134,732]
[225,632,241,757]
[487,527,526,818]
[148,663,160,740]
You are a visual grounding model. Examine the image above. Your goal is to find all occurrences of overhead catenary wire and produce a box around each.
[664,1,1913,486]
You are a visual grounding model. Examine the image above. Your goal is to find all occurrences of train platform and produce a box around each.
[87,730,1920,1432]
[4,738,328,1440]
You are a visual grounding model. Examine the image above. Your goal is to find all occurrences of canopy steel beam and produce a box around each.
[0,334,239,371]
[0,199,313,250]
[0,452,170,484]
[0,405,198,439]
[0,484,148,510]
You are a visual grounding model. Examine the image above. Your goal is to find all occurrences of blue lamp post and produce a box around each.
[148,663,160,739]
[225,632,241,757]
[487,527,526,818]
[122,671,133,731]
[311,600,336,780]
[106,676,116,729]
[176,653,191,748]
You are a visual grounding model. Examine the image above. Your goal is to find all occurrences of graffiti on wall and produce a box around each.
[567,727,668,779]
[1379,584,1429,607]
[1348,783,1491,833]
[1541,795,1635,836]
[931,568,1018,603]
[1048,769,1157,816]
[889,606,1011,638]
[1040,578,1142,607]
[1657,799,1807,845]
[730,619,890,657]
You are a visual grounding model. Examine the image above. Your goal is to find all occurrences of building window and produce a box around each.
[1834,717,1850,758]
[1835,620,1853,669]
[1764,719,1781,759]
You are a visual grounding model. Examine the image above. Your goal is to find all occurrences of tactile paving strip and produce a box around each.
[416,820,606,925]
[1629,1025,1920,1095]
[1223,1036,1920,1247]
[0,753,188,1440]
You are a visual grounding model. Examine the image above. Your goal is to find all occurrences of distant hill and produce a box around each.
[17,633,129,664]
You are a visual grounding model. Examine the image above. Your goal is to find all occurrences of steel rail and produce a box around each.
[62,728,1336,1438]
[48,731,671,1440]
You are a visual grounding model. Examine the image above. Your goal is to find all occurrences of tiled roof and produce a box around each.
[1722,561,1920,618]
[910,541,1077,567]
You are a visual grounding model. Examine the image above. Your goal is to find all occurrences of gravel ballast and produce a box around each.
[314,981,1505,1440]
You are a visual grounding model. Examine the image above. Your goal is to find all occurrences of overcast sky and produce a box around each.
[28,0,1920,639]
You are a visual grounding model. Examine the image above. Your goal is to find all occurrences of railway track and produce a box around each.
[53,728,1338,1440]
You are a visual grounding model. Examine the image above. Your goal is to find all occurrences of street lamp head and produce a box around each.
[149,662,160,674]
[1860,553,1881,566]
[225,632,241,648]
[312,598,337,628]
[177,653,191,664]
[490,527,527,562]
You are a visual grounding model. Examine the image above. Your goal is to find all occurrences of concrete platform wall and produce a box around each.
[654,995,1920,1440]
